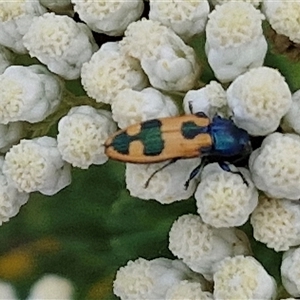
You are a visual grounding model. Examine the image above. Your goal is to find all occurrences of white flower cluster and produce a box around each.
[0,0,300,298]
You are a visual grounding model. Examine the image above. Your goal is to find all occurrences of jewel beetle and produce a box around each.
[104,112,251,187]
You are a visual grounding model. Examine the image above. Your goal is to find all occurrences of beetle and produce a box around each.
[104,112,251,188]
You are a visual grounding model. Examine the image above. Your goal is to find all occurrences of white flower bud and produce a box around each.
[0,157,29,225]
[213,256,277,300]
[71,0,143,36]
[81,42,148,104]
[120,19,200,92]
[3,137,71,195]
[149,0,210,41]
[0,65,62,124]
[249,133,300,200]
[251,194,300,251]
[125,158,201,204]
[183,81,229,119]
[114,257,204,300]
[281,247,300,297]
[263,1,300,44]
[169,214,251,280]
[195,163,258,228]
[23,13,98,80]
[205,2,267,82]
[0,0,46,53]
[227,67,292,135]
[112,88,178,129]
[57,106,117,169]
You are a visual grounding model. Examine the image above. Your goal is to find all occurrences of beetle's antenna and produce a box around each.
[144,158,178,188]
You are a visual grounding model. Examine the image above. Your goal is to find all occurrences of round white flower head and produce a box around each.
[205,2,267,82]
[114,257,206,300]
[251,194,300,252]
[213,255,277,300]
[0,65,62,124]
[125,158,201,204]
[149,0,210,41]
[282,90,300,134]
[0,122,23,153]
[183,81,229,119]
[281,247,300,297]
[0,280,17,299]
[165,280,213,300]
[0,46,13,74]
[263,1,300,44]
[57,106,117,169]
[71,0,143,36]
[23,13,98,80]
[120,19,201,92]
[3,137,71,196]
[249,133,300,200]
[39,0,73,16]
[210,0,261,7]
[169,214,251,280]
[112,88,178,129]
[0,157,29,226]
[81,42,148,104]
[0,0,46,53]
[27,274,74,300]
[227,67,292,136]
[195,163,258,228]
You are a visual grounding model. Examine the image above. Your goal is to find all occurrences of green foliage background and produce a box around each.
[1,26,300,299]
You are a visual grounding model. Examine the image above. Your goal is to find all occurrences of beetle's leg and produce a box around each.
[218,161,248,186]
[144,158,179,188]
[184,158,208,190]
[188,102,208,118]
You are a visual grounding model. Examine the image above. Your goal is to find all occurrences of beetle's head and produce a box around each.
[236,127,252,155]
